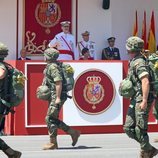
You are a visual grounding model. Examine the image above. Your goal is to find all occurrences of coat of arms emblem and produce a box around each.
[73,69,115,115]
[35,0,61,34]
[84,76,104,110]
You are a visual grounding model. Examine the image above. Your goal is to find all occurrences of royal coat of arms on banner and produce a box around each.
[35,0,61,34]
[73,69,116,115]
[84,76,104,110]
[24,0,71,56]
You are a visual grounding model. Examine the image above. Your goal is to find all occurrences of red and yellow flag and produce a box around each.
[148,11,156,53]
[133,11,138,36]
[142,11,147,49]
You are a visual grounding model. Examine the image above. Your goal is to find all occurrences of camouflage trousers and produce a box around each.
[124,100,153,151]
[45,99,70,138]
[0,114,9,151]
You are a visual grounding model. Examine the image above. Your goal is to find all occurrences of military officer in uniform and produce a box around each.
[43,48,80,150]
[49,21,76,60]
[102,37,120,60]
[123,37,158,158]
[0,42,22,158]
[77,31,96,59]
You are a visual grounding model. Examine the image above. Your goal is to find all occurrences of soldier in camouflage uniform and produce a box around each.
[43,48,80,150]
[0,42,22,158]
[123,37,158,158]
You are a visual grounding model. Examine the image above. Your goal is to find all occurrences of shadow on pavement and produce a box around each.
[58,146,102,150]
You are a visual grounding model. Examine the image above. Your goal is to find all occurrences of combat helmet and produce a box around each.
[44,48,59,61]
[126,36,144,52]
[0,42,8,59]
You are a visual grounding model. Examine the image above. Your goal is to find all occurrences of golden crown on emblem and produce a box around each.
[42,0,55,3]
[86,76,101,84]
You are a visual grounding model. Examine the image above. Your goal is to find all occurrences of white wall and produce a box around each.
[77,0,158,60]
[0,0,158,60]
[78,0,112,59]
[0,0,17,60]
[111,0,158,59]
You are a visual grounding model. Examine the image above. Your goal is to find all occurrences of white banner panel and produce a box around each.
[63,62,123,126]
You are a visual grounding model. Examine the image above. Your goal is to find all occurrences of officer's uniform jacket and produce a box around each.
[102,47,120,60]
[49,32,76,60]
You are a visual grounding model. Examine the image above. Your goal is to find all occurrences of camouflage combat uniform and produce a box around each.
[0,42,21,157]
[42,48,80,150]
[123,37,158,157]
[0,63,10,150]
[124,55,154,150]
[44,62,69,137]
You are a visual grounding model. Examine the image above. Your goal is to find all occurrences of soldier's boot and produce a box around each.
[43,137,58,150]
[154,138,158,143]
[67,128,80,146]
[139,150,149,158]
[147,147,158,158]
[3,148,22,158]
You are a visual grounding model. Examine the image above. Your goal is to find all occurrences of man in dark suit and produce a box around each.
[102,37,120,60]
[18,49,31,60]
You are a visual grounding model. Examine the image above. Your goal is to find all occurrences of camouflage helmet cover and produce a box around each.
[44,48,59,61]
[126,36,144,52]
[119,78,135,98]
[36,85,51,100]
[0,42,8,58]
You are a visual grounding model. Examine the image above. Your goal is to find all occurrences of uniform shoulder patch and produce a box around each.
[48,63,58,70]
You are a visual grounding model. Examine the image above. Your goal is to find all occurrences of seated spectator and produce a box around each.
[18,48,31,60]
[102,37,120,60]
[79,48,93,60]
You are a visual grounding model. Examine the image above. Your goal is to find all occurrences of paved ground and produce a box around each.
[1,133,158,158]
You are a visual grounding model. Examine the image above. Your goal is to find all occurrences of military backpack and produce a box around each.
[61,63,74,92]
[36,62,75,101]
[1,62,26,108]
[148,53,158,95]
[146,53,158,119]
[119,53,158,99]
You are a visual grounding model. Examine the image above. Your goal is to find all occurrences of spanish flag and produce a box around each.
[133,11,138,36]
[142,11,147,49]
[148,11,156,53]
